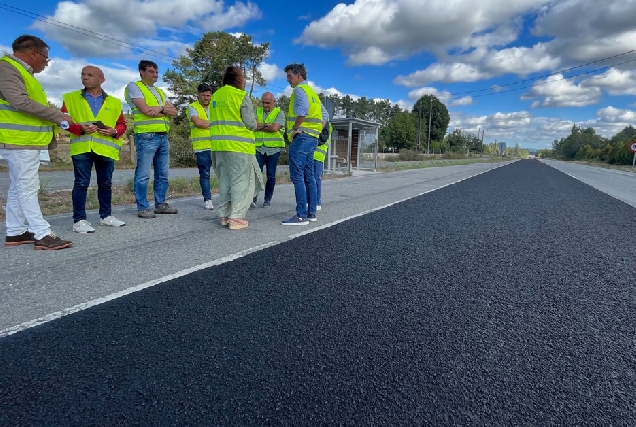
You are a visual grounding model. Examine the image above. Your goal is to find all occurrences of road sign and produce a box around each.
[630,141,636,153]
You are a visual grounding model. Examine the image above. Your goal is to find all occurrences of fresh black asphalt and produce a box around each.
[1,160,636,426]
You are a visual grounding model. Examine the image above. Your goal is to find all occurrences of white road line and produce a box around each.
[0,162,510,339]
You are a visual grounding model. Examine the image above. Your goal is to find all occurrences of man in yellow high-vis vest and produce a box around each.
[252,92,285,208]
[188,83,214,210]
[0,35,73,250]
[61,66,127,234]
[281,63,329,226]
[125,60,178,219]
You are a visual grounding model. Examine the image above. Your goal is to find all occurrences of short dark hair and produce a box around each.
[197,83,211,93]
[221,66,244,89]
[284,63,307,80]
[138,60,158,72]
[12,35,49,53]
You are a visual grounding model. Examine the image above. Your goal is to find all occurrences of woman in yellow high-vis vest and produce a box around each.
[210,66,262,230]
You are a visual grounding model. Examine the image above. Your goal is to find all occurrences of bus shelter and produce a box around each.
[326,118,380,174]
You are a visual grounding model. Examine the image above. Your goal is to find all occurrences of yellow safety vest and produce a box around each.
[314,123,333,163]
[125,81,170,134]
[188,101,212,151]
[287,84,323,139]
[209,85,255,154]
[63,90,122,160]
[254,107,284,148]
[0,56,56,147]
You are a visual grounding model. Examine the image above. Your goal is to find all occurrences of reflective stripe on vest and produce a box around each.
[314,124,333,162]
[254,107,284,148]
[0,56,55,147]
[125,81,170,134]
[189,101,212,151]
[63,90,123,160]
[287,84,323,138]
[209,85,255,155]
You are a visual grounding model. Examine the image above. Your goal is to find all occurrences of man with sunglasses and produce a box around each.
[0,34,74,250]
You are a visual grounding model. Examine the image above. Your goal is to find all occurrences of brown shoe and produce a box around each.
[154,203,178,214]
[229,218,248,230]
[4,231,35,247]
[34,233,74,250]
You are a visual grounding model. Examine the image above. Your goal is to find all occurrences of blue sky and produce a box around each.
[2,0,636,150]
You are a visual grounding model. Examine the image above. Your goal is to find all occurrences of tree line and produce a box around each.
[539,125,636,165]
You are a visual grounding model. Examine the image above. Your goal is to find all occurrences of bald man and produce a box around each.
[253,92,286,208]
[61,66,128,233]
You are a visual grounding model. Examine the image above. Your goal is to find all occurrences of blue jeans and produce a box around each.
[306,159,324,208]
[254,151,280,202]
[72,151,115,222]
[134,132,170,210]
[288,133,318,218]
[195,150,212,201]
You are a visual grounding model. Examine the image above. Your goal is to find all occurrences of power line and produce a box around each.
[447,49,636,97]
[466,56,636,100]
[0,2,178,62]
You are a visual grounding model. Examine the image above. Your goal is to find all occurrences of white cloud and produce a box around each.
[580,68,636,96]
[451,96,473,106]
[297,0,551,66]
[395,63,493,87]
[35,58,141,110]
[521,74,602,108]
[258,62,285,84]
[32,0,261,58]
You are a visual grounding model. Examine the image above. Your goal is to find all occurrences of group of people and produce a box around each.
[1,34,331,250]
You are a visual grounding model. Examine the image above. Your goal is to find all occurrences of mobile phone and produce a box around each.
[92,121,107,129]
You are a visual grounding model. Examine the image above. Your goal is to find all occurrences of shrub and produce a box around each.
[169,134,197,167]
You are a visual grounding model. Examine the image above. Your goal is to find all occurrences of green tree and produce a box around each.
[384,111,416,150]
[411,95,450,153]
[163,31,269,105]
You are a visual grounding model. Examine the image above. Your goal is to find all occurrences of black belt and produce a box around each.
[154,132,167,135]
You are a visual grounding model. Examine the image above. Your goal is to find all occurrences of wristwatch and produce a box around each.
[111,131,118,139]
[60,120,69,130]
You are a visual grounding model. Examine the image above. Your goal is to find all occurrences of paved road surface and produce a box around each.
[1,159,636,425]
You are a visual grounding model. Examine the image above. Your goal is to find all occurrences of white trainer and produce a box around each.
[100,216,126,227]
[316,205,322,211]
[73,219,95,233]
[204,199,215,210]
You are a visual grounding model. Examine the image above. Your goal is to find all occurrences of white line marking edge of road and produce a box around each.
[0,161,511,339]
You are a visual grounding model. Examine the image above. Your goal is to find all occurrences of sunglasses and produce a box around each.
[33,50,50,64]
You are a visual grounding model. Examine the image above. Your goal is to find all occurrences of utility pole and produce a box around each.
[427,97,432,156]
[416,99,422,153]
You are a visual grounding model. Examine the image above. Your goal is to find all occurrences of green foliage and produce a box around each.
[552,125,604,159]
[411,95,451,150]
[383,111,416,150]
[169,114,196,167]
[608,141,634,164]
[444,129,480,153]
[163,31,269,104]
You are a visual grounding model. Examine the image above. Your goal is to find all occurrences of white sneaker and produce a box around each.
[100,216,126,227]
[204,199,215,210]
[316,205,322,211]
[73,219,95,233]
